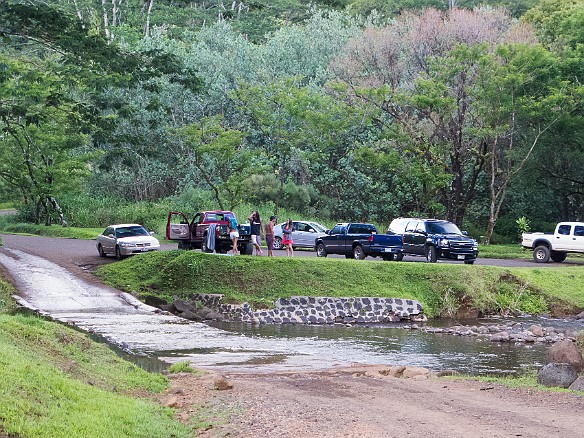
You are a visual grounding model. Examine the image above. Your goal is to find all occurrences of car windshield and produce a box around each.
[310,223,327,232]
[426,222,462,235]
[115,226,149,238]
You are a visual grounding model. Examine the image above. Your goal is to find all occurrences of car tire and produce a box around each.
[394,253,404,262]
[464,260,475,265]
[98,244,106,258]
[353,245,366,260]
[382,254,395,261]
[533,245,551,263]
[550,251,567,263]
[316,243,327,257]
[115,246,123,261]
[273,237,283,250]
[425,246,438,263]
[242,242,254,255]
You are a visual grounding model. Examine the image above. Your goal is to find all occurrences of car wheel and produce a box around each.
[464,260,475,265]
[316,243,327,257]
[242,242,254,255]
[425,246,438,263]
[97,244,106,258]
[533,245,551,263]
[382,254,395,261]
[115,246,123,261]
[353,245,366,260]
[201,234,212,253]
[550,251,567,263]
[273,237,283,250]
[395,253,404,262]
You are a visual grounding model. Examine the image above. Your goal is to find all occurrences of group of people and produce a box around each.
[228,211,294,256]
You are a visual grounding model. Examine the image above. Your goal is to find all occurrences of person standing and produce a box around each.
[282,218,294,257]
[265,215,277,257]
[248,210,264,256]
[228,215,239,255]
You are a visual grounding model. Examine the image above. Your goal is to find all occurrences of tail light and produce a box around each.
[368,235,374,242]
[215,227,220,236]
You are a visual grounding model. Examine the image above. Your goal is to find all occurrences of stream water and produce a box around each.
[148,316,584,375]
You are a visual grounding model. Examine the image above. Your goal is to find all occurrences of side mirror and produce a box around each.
[108,234,115,238]
[462,231,468,236]
[149,231,155,235]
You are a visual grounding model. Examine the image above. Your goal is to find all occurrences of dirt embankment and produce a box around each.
[162,366,584,438]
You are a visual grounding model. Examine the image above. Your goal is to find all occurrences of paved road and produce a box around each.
[1,233,582,269]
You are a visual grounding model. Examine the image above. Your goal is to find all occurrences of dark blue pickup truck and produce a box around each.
[315,223,403,260]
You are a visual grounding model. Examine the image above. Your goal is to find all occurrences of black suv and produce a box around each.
[387,218,478,264]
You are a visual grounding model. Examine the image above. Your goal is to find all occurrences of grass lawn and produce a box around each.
[96,251,584,318]
[0,278,191,438]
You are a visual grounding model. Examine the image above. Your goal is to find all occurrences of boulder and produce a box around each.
[548,340,584,371]
[173,299,192,313]
[528,324,544,337]
[568,376,584,392]
[490,331,510,342]
[214,376,233,390]
[575,311,584,320]
[402,366,430,379]
[179,310,201,321]
[380,366,406,378]
[537,363,578,388]
[204,311,224,321]
[159,303,177,313]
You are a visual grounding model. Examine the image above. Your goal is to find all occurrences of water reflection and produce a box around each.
[187,319,581,375]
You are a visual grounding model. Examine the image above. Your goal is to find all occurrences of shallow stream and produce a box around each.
[150,317,584,375]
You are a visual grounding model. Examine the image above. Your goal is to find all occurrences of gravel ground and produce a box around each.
[163,366,584,438]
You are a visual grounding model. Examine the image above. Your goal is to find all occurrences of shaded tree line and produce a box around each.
[0,0,582,242]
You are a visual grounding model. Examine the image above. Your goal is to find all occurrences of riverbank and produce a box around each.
[97,251,584,318]
[0,277,190,437]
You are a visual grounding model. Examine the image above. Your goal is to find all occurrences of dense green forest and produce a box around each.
[0,0,582,242]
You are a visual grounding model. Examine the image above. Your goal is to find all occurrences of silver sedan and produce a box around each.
[96,224,160,260]
[273,221,329,250]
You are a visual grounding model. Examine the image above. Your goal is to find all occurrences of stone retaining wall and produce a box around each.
[190,294,425,324]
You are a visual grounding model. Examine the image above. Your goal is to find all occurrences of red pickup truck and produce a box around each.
[166,210,253,254]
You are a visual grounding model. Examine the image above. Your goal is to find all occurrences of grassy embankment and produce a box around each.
[0,271,191,437]
[96,251,584,318]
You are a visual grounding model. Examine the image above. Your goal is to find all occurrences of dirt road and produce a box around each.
[168,366,584,438]
[2,234,584,437]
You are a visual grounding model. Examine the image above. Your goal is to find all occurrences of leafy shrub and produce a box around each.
[167,360,196,374]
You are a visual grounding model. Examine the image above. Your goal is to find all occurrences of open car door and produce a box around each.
[166,212,190,240]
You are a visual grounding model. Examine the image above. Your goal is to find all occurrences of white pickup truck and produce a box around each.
[521,222,584,263]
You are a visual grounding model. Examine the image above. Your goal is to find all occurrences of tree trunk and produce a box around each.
[100,0,111,41]
[144,0,154,37]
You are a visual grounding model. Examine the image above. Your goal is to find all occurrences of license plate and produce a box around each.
[141,248,149,252]
[384,248,393,252]
[457,255,465,260]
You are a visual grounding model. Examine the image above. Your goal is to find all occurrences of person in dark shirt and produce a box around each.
[248,210,264,256]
